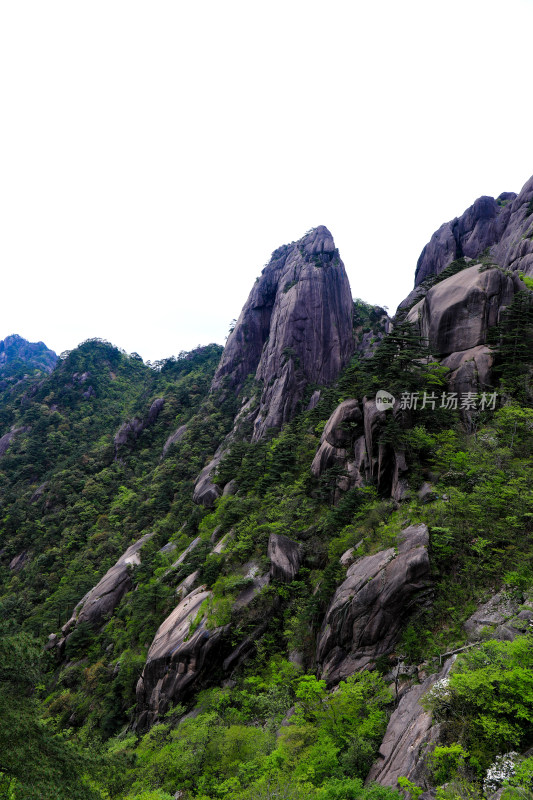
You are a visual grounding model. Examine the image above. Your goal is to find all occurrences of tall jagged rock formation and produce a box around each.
[213,225,354,438]
[414,174,533,286]
[398,173,533,397]
[194,226,354,505]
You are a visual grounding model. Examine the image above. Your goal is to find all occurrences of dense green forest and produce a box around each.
[0,285,532,800]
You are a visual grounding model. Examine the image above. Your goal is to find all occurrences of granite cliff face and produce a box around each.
[414,174,533,286]
[194,226,355,505]
[212,226,354,438]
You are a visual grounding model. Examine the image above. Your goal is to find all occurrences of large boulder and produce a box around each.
[161,423,187,458]
[311,399,363,479]
[268,533,303,583]
[367,658,455,787]
[407,265,519,357]
[316,525,431,684]
[135,586,218,729]
[311,398,408,500]
[135,572,270,729]
[61,533,153,636]
[440,345,493,394]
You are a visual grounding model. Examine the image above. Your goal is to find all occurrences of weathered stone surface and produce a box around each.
[441,345,493,394]
[165,536,203,575]
[490,175,533,278]
[62,533,153,634]
[9,550,29,572]
[267,533,303,583]
[415,196,503,286]
[222,479,238,496]
[317,525,431,684]
[306,390,321,410]
[311,398,407,499]
[114,398,165,459]
[407,265,519,357]
[175,571,200,599]
[322,399,362,447]
[161,424,187,458]
[136,573,270,728]
[0,426,28,458]
[413,174,533,288]
[464,590,533,642]
[367,658,455,787]
[211,226,354,440]
[135,586,218,728]
[192,447,224,506]
[193,228,354,505]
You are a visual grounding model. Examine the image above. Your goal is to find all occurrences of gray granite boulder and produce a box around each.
[0,426,28,458]
[267,533,303,583]
[367,658,455,787]
[161,423,187,458]
[114,398,165,459]
[407,265,519,357]
[61,533,153,635]
[135,572,270,729]
[316,525,431,684]
[464,590,533,642]
[440,345,493,394]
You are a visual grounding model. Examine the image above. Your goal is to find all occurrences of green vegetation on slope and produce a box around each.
[0,283,531,799]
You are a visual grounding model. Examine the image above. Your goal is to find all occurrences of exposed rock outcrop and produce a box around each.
[464,590,533,642]
[311,397,408,501]
[9,550,29,572]
[212,227,354,419]
[61,533,153,637]
[0,334,57,376]
[414,174,533,287]
[267,533,303,583]
[316,525,431,684]
[194,227,354,505]
[135,586,217,729]
[407,265,520,357]
[135,571,270,729]
[161,423,187,458]
[0,426,28,458]
[114,398,165,459]
[440,345,493,395]
[367,658,455,787]
[192,446,224,506]
[311,399,364,480]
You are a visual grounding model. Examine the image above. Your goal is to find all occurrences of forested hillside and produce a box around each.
[0,182,533,800]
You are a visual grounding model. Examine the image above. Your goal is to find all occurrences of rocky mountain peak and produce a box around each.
[414,173,533,286]
[212,225,354,439]
[0,333,57,376]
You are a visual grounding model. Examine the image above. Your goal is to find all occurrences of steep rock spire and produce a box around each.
[212,225,354,439]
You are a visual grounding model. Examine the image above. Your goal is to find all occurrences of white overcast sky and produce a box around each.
[1,0,532,362]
